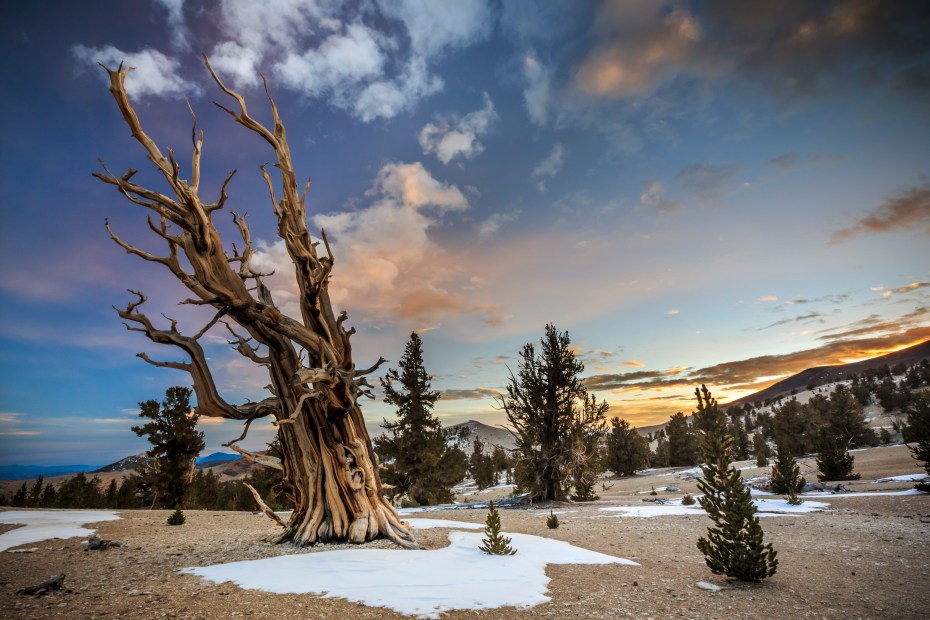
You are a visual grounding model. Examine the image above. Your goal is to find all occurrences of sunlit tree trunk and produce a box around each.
[95,58,416,548]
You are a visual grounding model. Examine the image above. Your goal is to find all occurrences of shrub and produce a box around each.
[681,494,695,506]
[479,500,516,555]
[546,510,560,529]
[167,509,186,526]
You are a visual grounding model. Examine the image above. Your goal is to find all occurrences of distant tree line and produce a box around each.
[3,462,288,512]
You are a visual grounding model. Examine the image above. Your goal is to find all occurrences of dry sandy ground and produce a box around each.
[1,444,928,620]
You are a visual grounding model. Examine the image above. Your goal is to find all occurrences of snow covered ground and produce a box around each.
[874,473,929,483]
[0,510,120,551]
[182,528,638,619]
[599,497,830,518]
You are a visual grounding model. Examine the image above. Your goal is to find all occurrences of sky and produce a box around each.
[1,0,928,466]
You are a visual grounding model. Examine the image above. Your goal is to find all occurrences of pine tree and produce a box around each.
[606,417,650,476]
[770,440,805,495]
[753,432,771,467]
[499,324,606,501]
[27,475,45,507]
[132,386,205,509]
[694,385,778,582]
[815,429,860,481]
[825,386,877,448]
[479,500,516,555]
[902,391,930,492]
[374,332,467,506]
[666,411,697,466]
[470,438,498,490]
[546,510,559,529]
[569,393,608,501]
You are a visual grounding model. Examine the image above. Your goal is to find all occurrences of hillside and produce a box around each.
[444,420,517,452]
[726,338,930,407]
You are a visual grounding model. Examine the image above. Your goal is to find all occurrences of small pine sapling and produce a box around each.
[770,442,805,497]
[815,430,860,481]
[546,510,560,529]
[479,500,517,555]
[693,385,778,582]
[167,509,186,526]
[681,493,696,505]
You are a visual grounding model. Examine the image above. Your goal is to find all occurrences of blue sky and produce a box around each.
[1,0,928,466]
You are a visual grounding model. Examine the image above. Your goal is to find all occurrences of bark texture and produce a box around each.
[96,58,415,548]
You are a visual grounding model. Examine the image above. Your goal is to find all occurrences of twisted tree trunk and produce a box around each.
[96,57,416,548]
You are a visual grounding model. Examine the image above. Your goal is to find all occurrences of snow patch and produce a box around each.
[800,489,925,498]
[599,497,828,518]
[874,473,929,483]
[182,531,637,618]
[0,510,121,552]
[405,518,482,530]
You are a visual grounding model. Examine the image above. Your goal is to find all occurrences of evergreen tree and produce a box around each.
[606,417,649,476]
[470,437,498,490]
[770,440,805,498]
[652,435,670,467]
[901,391,930,492]
[753,432,771,467]
[546,510,559,529]
[815,429,860,481]
[825,386,877,448]
[772,398,818,456]
[666,412,697,466]
[132,386,205,509]
[11,482,27,507]
[374,332,467,506]
[694,385,778,582]
[569,393,608,501]
[27,475,45,507]
[499,324,605,501]
[490,446,512,485]
[104,479,118,508]
[41,481,57,507]
[479,500,516,555]
[729,415,751,461]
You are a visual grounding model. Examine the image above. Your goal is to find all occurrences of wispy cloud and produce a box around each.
[531,144,565,192]
[420,93,497,164]
[439,387,501,401]
[831,183,930,244]
[758,311,824,331]
[674,163,739,204]
[640,181,681,216]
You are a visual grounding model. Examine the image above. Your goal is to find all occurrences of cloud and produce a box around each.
[530,144,564,191]
[758,311,824,331]
[666,309,680,316]
[758,295,778,302]
[153,0,189,50]
[640,181,681,216]
[880,282,930,297]
[831,183,930,243]
[572,1,930,102]
[575,4,711,99]
[419,93,497,164]
[439,387,501,401]
[674,163,739,204]
[208,0,493,121]
[584,324,930,396]
[522,53,553,124]
[72,45,200,98]
[786,293,850,305]
[767,153,798,170]
[253,161,506,327]
[817,307,928,341]
[476,211,520,242]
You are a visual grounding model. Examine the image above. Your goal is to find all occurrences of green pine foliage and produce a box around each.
[770,441,805,495]
[166,509,186,526]
[132,386,205,509]
[694,385,778,582]
[682,493,696,505]
[666,411,697,466]
[546,510,560,529]
[499,324,607,501]
[902,391,930,492]
[374,332,468,506]
[470,437,498,490]
[479,500,516,555]
[606,417,650,477]
[815,430,860,481]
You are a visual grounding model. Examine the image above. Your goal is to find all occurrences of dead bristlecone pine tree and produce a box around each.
[93,58,415,548]
[479,501,517,555]
[694,385,778,582]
